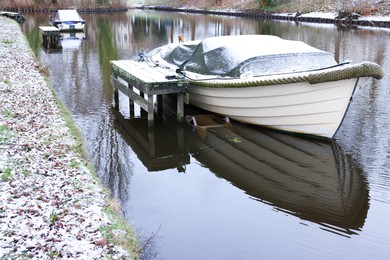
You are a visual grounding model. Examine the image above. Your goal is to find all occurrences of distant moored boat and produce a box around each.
[50,9,85,31]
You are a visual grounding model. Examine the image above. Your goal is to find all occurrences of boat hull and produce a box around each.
[52,22,85,31]
[188,78,358,138]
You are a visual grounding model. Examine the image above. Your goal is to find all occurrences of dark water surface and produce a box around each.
[22,10,390,259]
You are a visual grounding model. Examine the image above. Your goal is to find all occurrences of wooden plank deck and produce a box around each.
[110,59,188,127]
[39,26,61,50]
[39,26,61,35]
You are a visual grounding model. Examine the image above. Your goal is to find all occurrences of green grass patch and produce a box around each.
[16,162,30,177]
[2,39,14,45]
[102,198,140,257]
[49,210,59,225]
[69,160,81,169]
[1,168,13,182]
[2,109,16,118]
[0,125,12,142]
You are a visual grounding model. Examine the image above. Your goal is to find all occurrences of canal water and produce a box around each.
[22,10,390,259]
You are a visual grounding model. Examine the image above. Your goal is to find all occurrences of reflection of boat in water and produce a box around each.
[186,115,369,235]
[113,103,369,235]
[60,32,85,49]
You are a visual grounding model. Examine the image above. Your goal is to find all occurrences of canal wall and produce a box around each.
[0,16,138,259]
[137,5,390,29]
[0,7,128,14]
[3,3,390,28]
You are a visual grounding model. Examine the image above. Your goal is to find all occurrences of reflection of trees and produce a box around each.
[96,16,118,87]
[22,13,51,56]
[21,12,134,204]
[132,15,168,42]
[90,112,134,204]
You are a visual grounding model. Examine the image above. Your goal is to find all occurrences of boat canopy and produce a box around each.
[54,10,85,23]
[161,35,338,77]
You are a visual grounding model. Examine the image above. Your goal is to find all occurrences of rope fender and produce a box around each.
[190,61,383,88]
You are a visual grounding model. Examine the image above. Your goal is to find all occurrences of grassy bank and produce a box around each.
[0,16,139,259]
[129,0,390,16]
[3,0,389,16]
[44,77,140,259]
[1,0,127,11]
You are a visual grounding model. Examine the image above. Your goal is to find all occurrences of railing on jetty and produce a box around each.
[110,60,188,127]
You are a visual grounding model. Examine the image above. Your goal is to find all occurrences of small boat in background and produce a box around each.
[146,35,383,139]
[50,10,85,31]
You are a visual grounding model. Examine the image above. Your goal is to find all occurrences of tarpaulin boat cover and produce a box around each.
[54,10,84,23]
[161,35,338,77]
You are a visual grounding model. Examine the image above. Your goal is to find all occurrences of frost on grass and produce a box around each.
[0,17,130,259]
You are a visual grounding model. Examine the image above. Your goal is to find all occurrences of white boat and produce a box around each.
[50,10,85,31]
[146,35,383,139]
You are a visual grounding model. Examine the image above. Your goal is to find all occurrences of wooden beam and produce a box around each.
[111,76,149,111]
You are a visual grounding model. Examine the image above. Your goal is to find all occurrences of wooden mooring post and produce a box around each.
[110,60,188,127]
[39,26,61,50]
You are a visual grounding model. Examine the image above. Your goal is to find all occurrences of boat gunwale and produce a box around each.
[184,61,383,88]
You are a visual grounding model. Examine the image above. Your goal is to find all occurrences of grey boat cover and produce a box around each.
[161,35,338,77]
[54,10,84,23]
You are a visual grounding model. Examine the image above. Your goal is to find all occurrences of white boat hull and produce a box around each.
[55,22,84,31]
[144,35,382,138]
[188,78,358,138]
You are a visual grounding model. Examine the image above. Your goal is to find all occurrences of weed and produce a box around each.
[1,168,12,181]
[2,39,14,45]
[99,225,114,242]
[22,169,30,177]
[49,211,58,225]
[69,160,80,169]
[16,162,30,177]
[38,66,50,77]
[0,125,12,142]
[228,137,242,143]
[48,250,60,258]
[2,109,15,118]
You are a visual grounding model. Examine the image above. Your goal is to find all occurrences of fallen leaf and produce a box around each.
[95,237,108,247]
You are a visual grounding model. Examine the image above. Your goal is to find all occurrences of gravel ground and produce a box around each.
[0,17,136,259]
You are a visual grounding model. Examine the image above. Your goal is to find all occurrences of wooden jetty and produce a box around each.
[0,11,25,24]
[110,60,188,127]
[39,26,61,50]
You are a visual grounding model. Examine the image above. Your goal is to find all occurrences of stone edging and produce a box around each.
[138,5,390,29]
